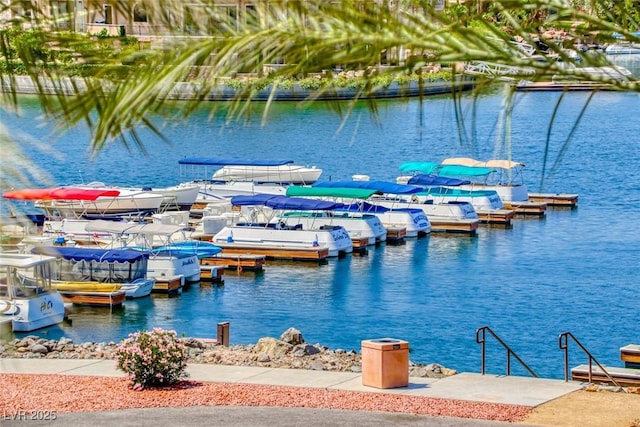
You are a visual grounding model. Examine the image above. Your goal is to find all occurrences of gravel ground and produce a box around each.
[0,374,531,423]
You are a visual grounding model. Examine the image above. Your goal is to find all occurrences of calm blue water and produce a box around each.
[2,60,639,379]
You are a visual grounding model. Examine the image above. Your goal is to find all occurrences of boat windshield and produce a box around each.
[0,263,53,299]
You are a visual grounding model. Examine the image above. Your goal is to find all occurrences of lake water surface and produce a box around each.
[2,59,639,379]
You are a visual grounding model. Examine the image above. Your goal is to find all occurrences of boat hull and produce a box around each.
[1,292,66,332]
[146,253,201,283]
[212,165,322,184]
[277,212,387,245]
[212,225,353,258]
[120,278,155,299]
[193,180,288,201]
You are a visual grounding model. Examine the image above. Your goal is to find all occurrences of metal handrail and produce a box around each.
[558,331,620,387]
[476,326,538,377]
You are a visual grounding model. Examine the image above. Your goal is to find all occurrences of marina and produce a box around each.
[1,59,639,380]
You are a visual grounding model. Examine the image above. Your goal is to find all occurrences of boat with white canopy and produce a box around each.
[0,253,66,332]
[178,158,322,202]
[83,221,201,283]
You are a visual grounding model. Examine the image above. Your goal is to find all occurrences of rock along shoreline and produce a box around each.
[0,327,457,379]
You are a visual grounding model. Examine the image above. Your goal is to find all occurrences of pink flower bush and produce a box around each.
[115,328,189,390]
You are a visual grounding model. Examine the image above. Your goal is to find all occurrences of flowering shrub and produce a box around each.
[115,328,189,390]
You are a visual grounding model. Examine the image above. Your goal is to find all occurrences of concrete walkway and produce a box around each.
[1,358,583,426]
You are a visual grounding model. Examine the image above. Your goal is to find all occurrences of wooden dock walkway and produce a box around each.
[201,254,266,272]
[503,201,547,216]
[476,209,515,226]
[199,265,225,284]
[528,193,578,208]
[571,343,640,386]
[215,243,330,262]
[152,275,183,294]
[59,290,126,307]
[429,219,479,235]
[386,227,407,244]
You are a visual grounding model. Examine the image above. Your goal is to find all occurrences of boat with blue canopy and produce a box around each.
[207,194,353,259]
[31,246,154,301]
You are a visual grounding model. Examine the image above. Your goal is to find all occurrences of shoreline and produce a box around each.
[1,75,475,101]
[0,327,457,379]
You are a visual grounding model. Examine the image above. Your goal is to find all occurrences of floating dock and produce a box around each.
[59,290,126,307]
[528,193,579,208]
[215,244,330,262]
[199,265,225,284]
[152,275,184,294]
[386,227,407,244]
[476,209,515,226]
[571,364,640,387]
[429,219,479,235]
[621,344,640,369]
[503,201,547,216]
[201,254,266,272]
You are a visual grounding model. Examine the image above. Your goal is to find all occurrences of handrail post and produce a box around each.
[559,332,569,382]
[475,327,487,375]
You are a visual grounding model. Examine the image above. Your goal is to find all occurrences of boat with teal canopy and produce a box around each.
[286,186,380,199]
[313,180,423,195]
[398,162,493,178]
[436,165,494,177]
[398,162,440,174]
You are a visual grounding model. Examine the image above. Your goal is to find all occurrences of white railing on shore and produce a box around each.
[463,61,535,79]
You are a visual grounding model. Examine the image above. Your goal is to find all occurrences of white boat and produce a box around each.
[84,221,201,283]
[178,158,321,201]
[208,195,353,258]
[31,246,156,299]
[283,186,391,245]
[397,162,515,224]
[32,187,166,218]
[311,181,431,238]
[0,253,66,332]
[440,158,530,202]
[71,182,200,212]
[212,163,322,184]
[605,43,640,55]
[605,32,640,55]
[2,187,164,220]
[276,210,387,246]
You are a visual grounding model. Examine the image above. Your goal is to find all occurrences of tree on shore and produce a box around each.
[0,0,638,193]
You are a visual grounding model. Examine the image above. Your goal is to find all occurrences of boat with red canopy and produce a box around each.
[3,187,121,201]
